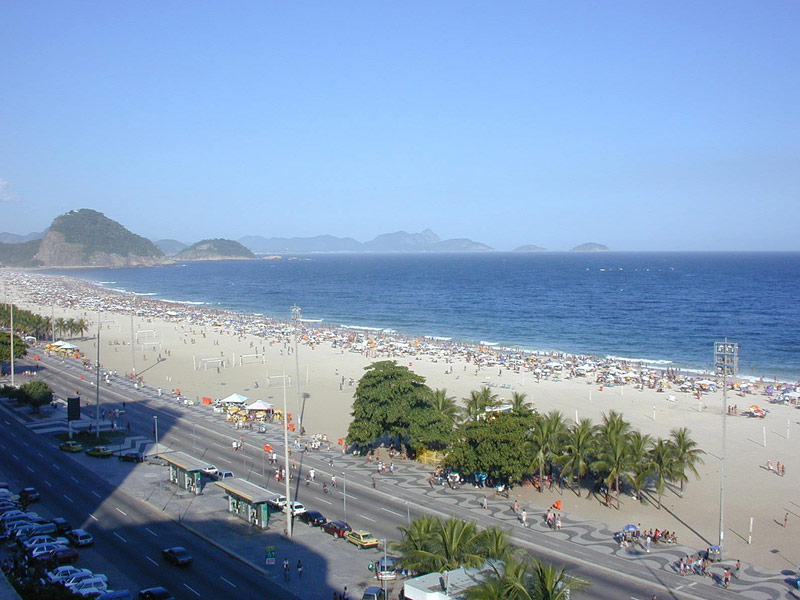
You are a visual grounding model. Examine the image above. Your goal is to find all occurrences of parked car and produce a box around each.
[201,465,218,477]
[28,543,65,559]
[27,522,58,538]
[32,545,79,568]
[321,521,351,538]
[118,451,144,463]
[139,587,175,600]
[51,517,73,534]
[86,446,114,458]
[286,501,307,515]
[21,534,69,550]
[97,592,134,600]
[212,470,234,480]
[362,587,386,600]
[297,510,326,526]
[374,556,401,581]
[19,487,40,503]
[64,573,108,589]
[161,546,193,566]
[345,530,380,549]
[60,440,84,453]
[67,528,94,547]
[69,577,109,596]
[45,565,92,585]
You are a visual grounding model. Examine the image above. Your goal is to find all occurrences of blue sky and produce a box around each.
[1,2,798,251]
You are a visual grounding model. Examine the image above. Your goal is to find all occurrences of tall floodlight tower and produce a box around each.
[714,339,738,559]
[291,305,302,429]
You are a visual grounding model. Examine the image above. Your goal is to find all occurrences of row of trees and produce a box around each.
[1,381,55,412]
[0,304,89,342]
[389,515,585,600]
[347,361,705,508]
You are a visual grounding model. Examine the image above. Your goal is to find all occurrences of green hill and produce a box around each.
[33,209,166,267]
[175,238,255,261]
[0,239,43,267]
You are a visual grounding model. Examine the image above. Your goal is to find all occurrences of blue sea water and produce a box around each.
[44,252,800,381]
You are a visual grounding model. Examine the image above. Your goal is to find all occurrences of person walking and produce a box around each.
[297,560,304,579]
[283,558,290,581]
[784,512,789,528]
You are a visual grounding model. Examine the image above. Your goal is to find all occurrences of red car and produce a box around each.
[320,521,351,538]
[32,546,79,568]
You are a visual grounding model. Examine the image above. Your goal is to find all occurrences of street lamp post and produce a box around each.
[95,311,101,439]
[291,305,302,429]
[342,471,347,523]
[281,361,292,537]
[153,415,159,456]
[714,339,738,559]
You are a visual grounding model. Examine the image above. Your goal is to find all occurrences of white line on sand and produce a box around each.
[146,556,158,566]
[184,583,201,596]
[113,532,126,542]
[220,577,236,588]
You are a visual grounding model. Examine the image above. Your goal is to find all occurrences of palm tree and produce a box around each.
[510,391,533,415]
[670,427,705,496]
[600,410,631,438]
[625,431,653,501]
[466,554,536,600]
[54,317,66,340]
[390,515,441,574]
[648,437,680,509]
[592,430,629,509]
[430,388,460,426]
[557,418,598,497]
[528,558,587,600]
[461,387,499,422]
[74,317,89,339]
[527,411,566,492]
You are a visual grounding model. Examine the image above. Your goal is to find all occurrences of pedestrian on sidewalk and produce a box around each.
[481,497,488,510]
[784,512,789,528]
[283,558,290,581]
[297,560,303,579]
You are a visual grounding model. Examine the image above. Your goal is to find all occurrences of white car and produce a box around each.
[64,573,108,589]
[28,543,65,558]
[286,501,306,515]
[46,566,92,584]
[23,535,69,549]
[69,577,108,596]
[201,465,218,477]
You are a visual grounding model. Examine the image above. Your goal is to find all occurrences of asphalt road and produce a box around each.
[17,355,733,600]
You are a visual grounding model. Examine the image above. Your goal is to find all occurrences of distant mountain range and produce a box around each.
[238,229,493,254]
[0,207,609,267]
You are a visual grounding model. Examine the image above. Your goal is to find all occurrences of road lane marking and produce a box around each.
[71,477,79,483]
[115,507,128,516]
[37,453,43,457]
[220,577,236,588]
[316,498,333,505]
[145,528,157,536]
[92,491,100,498]
[361,515,376,522]
[9,432,15,437]
[89,514,98,521]
[53,464,60,470]
[381,508,403,517]
[26,466,34,473]
[22,441,29,447]
[12,454,19,461]
[217,457,232,464]
[113,532,126,542]
[44,481,53,487]
[146,556,158,566]
[63,494,74,503]
[184,583,201,596]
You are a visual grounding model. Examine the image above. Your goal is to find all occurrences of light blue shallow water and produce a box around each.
[44,252,800,381]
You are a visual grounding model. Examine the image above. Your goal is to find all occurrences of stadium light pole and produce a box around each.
[714,339,737,560]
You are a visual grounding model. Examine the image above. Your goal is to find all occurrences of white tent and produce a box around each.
[247,400,275,411]
[221,393,249,404]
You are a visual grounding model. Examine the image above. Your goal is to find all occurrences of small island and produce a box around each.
[512,244,547,252]
[571,242,609,252]
[174,238,255,261]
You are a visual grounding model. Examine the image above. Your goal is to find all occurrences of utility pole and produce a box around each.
[292,305,302,429]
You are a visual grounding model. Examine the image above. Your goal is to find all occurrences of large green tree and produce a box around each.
[447,411,533,484]
[19,380,54,413]
[346,361,447,454]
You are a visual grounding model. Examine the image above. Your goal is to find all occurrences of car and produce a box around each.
[1,509,27,523]
[45,565,92,584]
[86,446,114,458]
[28,543,64,558]
[67,528,94,547]
[267,495,287,510]
[32,545,79,567]
[19,487,40,503]
[118,451,145,463]
[22,534,70,550]
[69,577,109,596]
[286,501,306,515]
[60,440,84,453]
[161,546,193,566]
[213,470,234,480]
[65,573,108,589]
[362,587,386,600]
[321,520,351,538]
[97,592,134,600]
[139,586,175,600]
[200,465,218,477]
[374,556,401,581]
[51,517,73,534]
[345,530,380,549]
[297,510,326,526]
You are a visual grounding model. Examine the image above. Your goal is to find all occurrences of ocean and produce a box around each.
[43,252,800,381]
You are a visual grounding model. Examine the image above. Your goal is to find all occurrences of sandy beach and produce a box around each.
[2,270,798,572]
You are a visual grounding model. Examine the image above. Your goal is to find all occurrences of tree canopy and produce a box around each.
[0,330,27,362]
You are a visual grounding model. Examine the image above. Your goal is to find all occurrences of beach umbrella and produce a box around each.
[247,400,274,411]
[623,524,639,532]
[221,393,249,404]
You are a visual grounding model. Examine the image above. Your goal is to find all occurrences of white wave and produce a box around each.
[97,281,117,284]
[161,299,206,305]
[605,354,673,365]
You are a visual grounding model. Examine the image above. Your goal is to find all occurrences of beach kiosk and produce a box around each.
[159,451,207,496]
[214,478,275,529]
